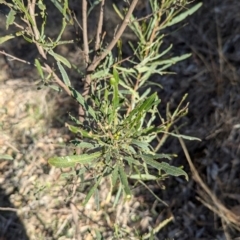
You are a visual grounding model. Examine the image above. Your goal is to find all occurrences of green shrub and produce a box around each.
[0,0,201,214]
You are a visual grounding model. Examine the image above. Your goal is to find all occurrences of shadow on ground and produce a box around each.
[0,187,29,240]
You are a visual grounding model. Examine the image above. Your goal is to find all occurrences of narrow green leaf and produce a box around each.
[57,61,71,86]
[34,59,44,79]
[133,93,157,117]
[6,9,16,29]
[70,87,96,120]
[159,162,188,181]
[76,142,95,148]
[113,67,119,84]
[155,43,172,59]
[95,229,102,240]
[0,35,15,44]
[14,0,35,26]
[67,124,79,133]
[110,73,119,113]
[129,174,158,181]
[165,3,202,28]
[126,93,159,123]
[91,69,110,80]
[22,34,33,43]
[146,13,157,40]
[49,84,61,92]
[171,93,188,119]
[66,124,99,139]
[118,78,139,100]
[124,156,141,166]
[83,175,102,206]
[122,145,136,154]
[143,153,175,161]
[109,70,120,126]
[94,188,100,211]
[143,156,188,180]
[139,88,151,101]
[48,50,71,68]
[131,139,151,153]
[56,15,67,42]
[50,0,70,21]
[143,156,163,169]
[113,185,122,207]
[37,1,46,12]
[154,53,192,66]
[118,165,131,199]
[68,113,81,124]
[48,151,102,168]
[0,154,13,160]
[162,131,201,141]
[111,165,119,188]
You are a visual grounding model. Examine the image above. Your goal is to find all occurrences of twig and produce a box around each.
[5,141,20,153]
[82,0,89,66]
[95,0,105,51]
[70,202,80,240]
[0,50,32,65]
[87,0,139,73]
[55,215,72,238]
[142,215,174,240]
[139,180,168,207]
[0,207,18,212]
[28,0,47,59]
[79,0,91,123]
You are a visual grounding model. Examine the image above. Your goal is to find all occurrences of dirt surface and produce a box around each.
[1,0,240,239]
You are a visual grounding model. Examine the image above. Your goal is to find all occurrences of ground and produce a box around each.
[0,0,240,239]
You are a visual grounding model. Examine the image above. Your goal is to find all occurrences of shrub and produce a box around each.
[0,0,201,232]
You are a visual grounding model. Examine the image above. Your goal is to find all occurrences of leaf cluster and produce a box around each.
[49,69,199,204]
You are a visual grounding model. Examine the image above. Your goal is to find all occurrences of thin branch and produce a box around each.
[28,0,46,59]
[82,0,89,66]
[0,207,18,212]
[0,50,32,65]
[13,21,25,30]
[87,0,139,73]
[95,0,105,51]
[70,202,80,240]
[79,0,91,123]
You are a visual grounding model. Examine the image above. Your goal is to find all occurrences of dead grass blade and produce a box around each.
[175,126,240,231]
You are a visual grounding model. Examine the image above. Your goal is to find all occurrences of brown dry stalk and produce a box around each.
[175,126,240,230]
[27,0,47,59]
[0,207,18,212]
[95,0,105,51]
[0,50,32,65]
[82,0,89,66]
[70,202,80,240]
